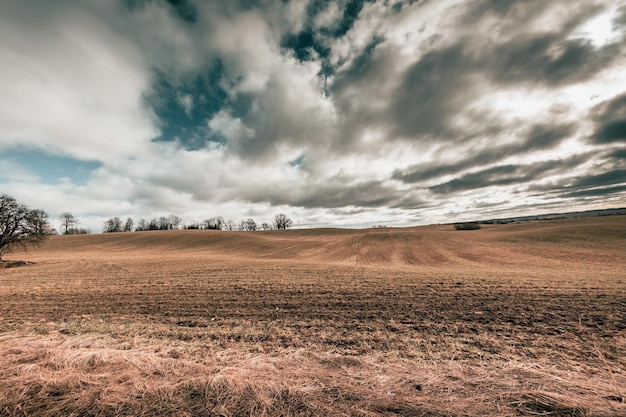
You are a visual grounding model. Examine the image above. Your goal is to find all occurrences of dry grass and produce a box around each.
[1,216,625,416]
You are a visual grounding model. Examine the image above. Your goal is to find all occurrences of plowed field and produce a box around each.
[1,217,625,416]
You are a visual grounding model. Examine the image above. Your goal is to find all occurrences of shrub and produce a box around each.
[454,222,481,230]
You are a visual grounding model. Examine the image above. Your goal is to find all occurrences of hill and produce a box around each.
[24,214,626,269]
[1,215,625,416]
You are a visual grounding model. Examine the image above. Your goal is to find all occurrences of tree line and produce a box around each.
[56,209,292,234]
[0,193,295,260]
[103,213,292,233]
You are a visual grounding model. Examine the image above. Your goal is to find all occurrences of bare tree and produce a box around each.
[148,215,183,231]
[204,216,225,230]
[225,220,237,231]
[186,220,200,230]
[103,217,123,233]
[59,212,79,235]
[145,218,156,230]
[31,209,55,235]
[0,194,50,261]
[136,218,147,231]
[244,218,257,231]
[261,222,271,231]
[124,217,134,232]
[168,214,182,230]
[273,213,293,230]
[157,216,170,230]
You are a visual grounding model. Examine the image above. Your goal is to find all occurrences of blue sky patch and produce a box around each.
[289,154,306,167]
[146,63,229,150]
[0,149,102,184]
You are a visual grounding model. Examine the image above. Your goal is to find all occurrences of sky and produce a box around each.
[1,0,626,232]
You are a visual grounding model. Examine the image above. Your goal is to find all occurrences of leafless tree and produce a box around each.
[59,212,79,235]
[261,222,271,231]
[149,215,183,230]
[273,213,293,230]
[31,210,55,235]
[136,219,147,231]
[147,219,157,230]
[0,194,50,260]
[157,216,170,230]
[244,218,257,231]
[186,220,200,229]
[124,217,134,232]
[168,214,182,230]
[204,216,225,230]
[225,220,237,231]
[103,217,123,233]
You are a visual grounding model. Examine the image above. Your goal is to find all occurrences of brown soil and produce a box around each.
[1,216,625,416]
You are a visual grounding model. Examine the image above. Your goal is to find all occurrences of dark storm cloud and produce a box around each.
[388,45,469,139]
[464,1,624,89]
[393,123,573,184]
[533,172,626,200]
[488,34,620,88]
[595,121,626,144]
[610,148,626,161]
[293,181,397,209]
[464,0,549,21]
[331,39,484,150]
[527,149,626,200]
[327,37,401,150]
[429,165,521,194]
[242,177,426,210]
[365,3,621,146]
[614,4,626,27]
[429,156,588,195]
[590,93,626,144]
[562,184,626,198]
[571,169,626,189]
[330,35,386,91]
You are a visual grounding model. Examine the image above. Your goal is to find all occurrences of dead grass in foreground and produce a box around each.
[1,333,624,417]
[0,217,625,416]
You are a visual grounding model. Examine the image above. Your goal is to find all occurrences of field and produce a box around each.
[1,216,625,416]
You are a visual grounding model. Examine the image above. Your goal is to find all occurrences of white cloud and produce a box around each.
[208,110,254,144]
[313,2,342,30]
[177,93,194,117]
[0,159,40,183]
[207,11,279,93]
[573,6,624,47]
[0,1,157,161]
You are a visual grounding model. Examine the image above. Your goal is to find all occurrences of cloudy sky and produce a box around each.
[1,0,626,231]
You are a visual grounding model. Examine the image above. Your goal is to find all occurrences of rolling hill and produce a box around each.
[1,215,625,416]
[21,215,626,269]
